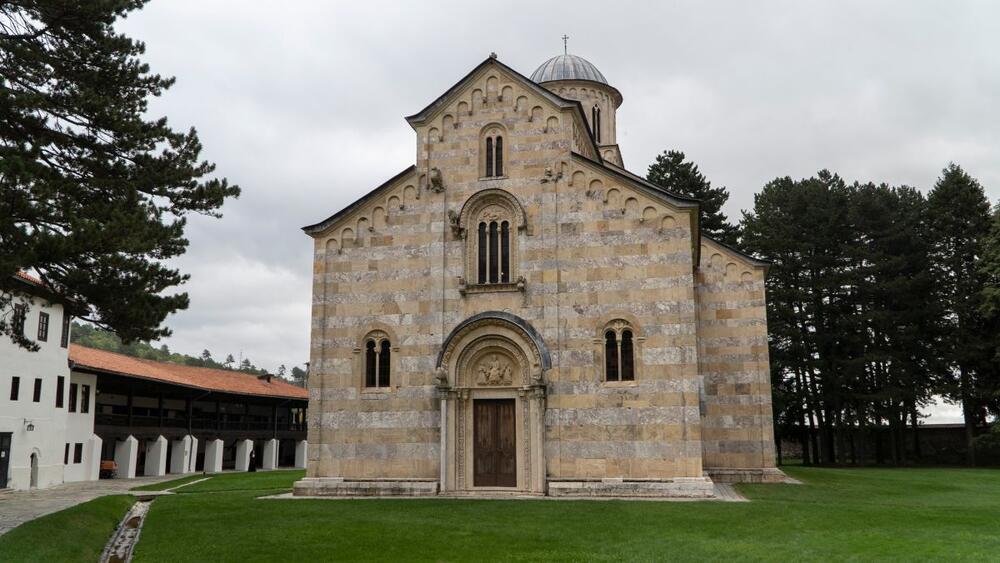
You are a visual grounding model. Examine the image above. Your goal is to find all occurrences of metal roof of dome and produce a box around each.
[530,53,608,85]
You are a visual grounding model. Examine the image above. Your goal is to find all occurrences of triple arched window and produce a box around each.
[481,126,505,178]
[604,321,635,381]
[591,105,602,143]
[477,219,510,284]
[364,333,392,388]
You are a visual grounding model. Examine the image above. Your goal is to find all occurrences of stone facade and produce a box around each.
[294,53,781,499]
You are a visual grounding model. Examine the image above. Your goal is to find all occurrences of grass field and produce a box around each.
[0,494,134,563]
[3,466,999,562]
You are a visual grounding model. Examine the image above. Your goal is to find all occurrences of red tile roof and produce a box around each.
[70,344,308,400]
[13,271,44,287]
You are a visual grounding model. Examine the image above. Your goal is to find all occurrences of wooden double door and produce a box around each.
[473,399,517,487]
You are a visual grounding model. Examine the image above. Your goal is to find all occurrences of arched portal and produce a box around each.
[436,312,547,493]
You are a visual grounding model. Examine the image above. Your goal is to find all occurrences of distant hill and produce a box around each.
[70,322,307,386]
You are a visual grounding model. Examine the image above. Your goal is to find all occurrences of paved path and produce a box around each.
[0,476,175,536]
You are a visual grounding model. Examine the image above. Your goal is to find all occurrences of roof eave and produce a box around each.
[301,165,417,236]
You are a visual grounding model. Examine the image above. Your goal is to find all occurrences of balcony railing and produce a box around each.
[95,412,306,433]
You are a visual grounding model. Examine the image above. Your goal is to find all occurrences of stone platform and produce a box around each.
[292,478,439,497]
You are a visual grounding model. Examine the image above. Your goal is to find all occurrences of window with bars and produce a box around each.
[363,333,392,388]
[604,322,636,382]
[12,304,26,336]
[37,312,49,342]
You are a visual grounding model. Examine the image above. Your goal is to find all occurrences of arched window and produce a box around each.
[603,321,635,381]
[592,105,602,143]
[459,189,525,291]
[363,332,392,388]
[481,126,505,178]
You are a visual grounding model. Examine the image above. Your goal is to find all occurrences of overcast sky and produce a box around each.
[116,2,998,420]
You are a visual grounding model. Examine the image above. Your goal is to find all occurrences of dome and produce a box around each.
[530,54,608,85]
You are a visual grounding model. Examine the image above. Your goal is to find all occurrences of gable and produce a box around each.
[405,56,601,160]
[301,165,416,237]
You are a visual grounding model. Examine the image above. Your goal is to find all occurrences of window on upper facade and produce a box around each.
[461,189,524,290]
[363,332,391,388]
[592,105,602,143]
[69,382,78,412]
[37,312,49,342]
[81,384,90,414]
[10,376,19,400]
[12,304,26,336]
[603,321,636,382]
[481,126,505,178]
[32,377,42,402]
[56,376,65,408]
[60,313,70,348]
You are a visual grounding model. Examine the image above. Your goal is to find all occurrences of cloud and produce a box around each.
[115,0,1000,371]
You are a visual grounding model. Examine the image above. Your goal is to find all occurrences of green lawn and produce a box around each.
[0,494,134,563]
[3,467,999,562]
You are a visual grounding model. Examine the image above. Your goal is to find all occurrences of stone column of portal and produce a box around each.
[203,439,224,473]
[144,436,168,477]
[169,435,193,475]
[262,439,278,470]
[235,439,253,472]
[294,440,308,469]
[114,435,139,479]
[439,394,449,491]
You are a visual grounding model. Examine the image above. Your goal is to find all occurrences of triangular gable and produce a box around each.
[405,55,601,159]
[302,165,416,236]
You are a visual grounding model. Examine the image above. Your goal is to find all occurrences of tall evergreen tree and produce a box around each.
[646,150,739,245]
[925,164,995,465]
[0,1,239,348]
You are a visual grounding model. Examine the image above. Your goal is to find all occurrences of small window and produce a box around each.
[81,384,90,414]
[56,376,65,408]
[604,322,636,382]
[37,312,49,342]
[363,332,392,389]
[592,105,602,143]
[481,127,506,178]
[74,443,83,464]
[12,304,26,336]
[60,313,70,348]
[64,443,70,465]
[68,382,78,412]
[10,376,19,400]
[32,378,42,402]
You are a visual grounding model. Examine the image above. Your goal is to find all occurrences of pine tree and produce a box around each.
[926,164,994,465]
[646,150,739,245]
[0,1,239,348]
[224,354,235,369]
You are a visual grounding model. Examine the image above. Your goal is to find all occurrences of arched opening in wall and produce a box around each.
[363,330,393,389]
[29,452,38,488]
[480,125,506,178]
[460,189,526,289]
[603,320,636,382]
[591,105,602,143]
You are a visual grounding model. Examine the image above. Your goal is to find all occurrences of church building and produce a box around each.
[295,51,782,498]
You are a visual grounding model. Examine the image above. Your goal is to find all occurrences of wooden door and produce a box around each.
[473,399,517,487]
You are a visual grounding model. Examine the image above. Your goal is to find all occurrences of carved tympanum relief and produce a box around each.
[476,354,513,386]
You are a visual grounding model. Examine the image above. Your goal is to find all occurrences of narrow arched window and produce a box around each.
[488,221,499,283]
[485,137,494,177]
[363,332,392,389]
[494,136,504,176]
[620,330,634,381]
[500,221,510,283]
[365,340,377,387]
[477,222,488,284]
[378,340,391,387]
[604,330,619,381]
[604,322,636,382]
[591,106,602,143]
[481,127,506,178]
